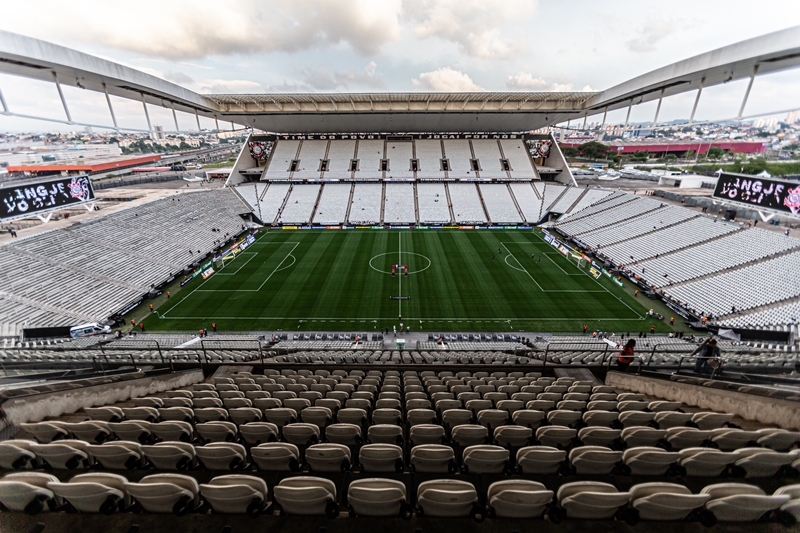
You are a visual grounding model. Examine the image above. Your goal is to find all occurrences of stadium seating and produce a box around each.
[383,183,416,224]
[480,184,522,224]
[449,183,487,224]
[312,184,351,225]
[417,182,451,224]
[349,183,382,225]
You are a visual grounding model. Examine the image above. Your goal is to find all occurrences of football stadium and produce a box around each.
[0,20,800,533]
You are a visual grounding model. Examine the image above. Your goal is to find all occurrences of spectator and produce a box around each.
[617,339,636,371]
[693,338,721,374]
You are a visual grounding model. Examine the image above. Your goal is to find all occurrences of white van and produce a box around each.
[70,323,112,339]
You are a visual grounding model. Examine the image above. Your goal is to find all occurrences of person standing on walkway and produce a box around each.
[692,338,721,374]
[617,339,636,371]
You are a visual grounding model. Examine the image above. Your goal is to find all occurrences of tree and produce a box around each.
[683,150,695,159]
[562,146,579,158]
[706,147,725,160]
[578,141,610,160]
[664,154,677,161]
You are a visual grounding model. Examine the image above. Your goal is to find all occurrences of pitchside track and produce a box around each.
[146,229,671,333]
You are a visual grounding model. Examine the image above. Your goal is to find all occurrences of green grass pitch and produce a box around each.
[144,228,676,334]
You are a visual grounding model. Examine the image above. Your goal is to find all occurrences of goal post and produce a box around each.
[567,251,586,270]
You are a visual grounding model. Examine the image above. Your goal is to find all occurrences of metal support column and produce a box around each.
[624,99,633,128]
[52,72,72,123]
[653,88,665,126]
[195,109,201,131]
[214,116,220,133]
[0,85,8,114]
[141,93,152,132]
[738,65,759,119]
[171,102,180,131]
[689,78,706,124]
[581,114,587,130]
[103,83,118,129]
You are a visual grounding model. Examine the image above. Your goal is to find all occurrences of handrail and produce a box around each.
[636,343,662,375]
[675,354,722,379]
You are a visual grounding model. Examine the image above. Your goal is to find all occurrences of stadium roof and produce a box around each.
[1,26,799,133]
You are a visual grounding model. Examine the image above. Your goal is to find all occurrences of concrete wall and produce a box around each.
[606,371,800,430]
[1,370,203,427]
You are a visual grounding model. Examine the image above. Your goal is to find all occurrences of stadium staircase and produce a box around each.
[344,183,355,224]
[506,183,526,223]
[666,243,800,289]
[224,186,254,216]
[546,185,571,212]
[443,183,455,224]
[530,181,542,200]
[380,182,386,223]
[597,215,701,249]
[475,183,492,224]
[413,182,420,225]
[308,184,324,223]
[565,188,590,214]
[274,184,294,225]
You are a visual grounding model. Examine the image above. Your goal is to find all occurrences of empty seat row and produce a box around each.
[0,471,797,524]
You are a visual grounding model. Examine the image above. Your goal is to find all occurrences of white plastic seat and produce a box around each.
[494,426,532,448]
[757,429,800,452]
[692,412,734,430]
[570,446,624,475]
[526,400,555,412]
[47,472,129,513]
[121,407,159,422]
[347,478,408,517]
[679,448,738,477]
[487,480,553,519]
[84,407,124,423]
[517,446,567,474]
[251,442,300,471]
[417,479,478,518]
[622,427,668,448]
[196,421,237,443]
[512,409,545,429]
[141,442,196,471]
[193,407,228,423]
[337,408,368,426]
[557,400,587,411]
[151,421,193,442]
[239,422,279,445]
[359,444,403,472]
[441,409,472,431]
[20,422,69,443]
[325,423,362,445]
[774,484,800,521]
[124,473,200,514]
[734,448,798,478]
[409,424,446,446]
[199,475,269,515]
[623,447,681,475]
[193,398,224,409]
[282,423,321,447]
[578,427,622,447]
[372,408,402,426]
[87,441,144,469]
[0,472,61,513]
[451,424,489,448]
[666,427,720,450]
[582,410,619,427]
[0,439,37,470]
[228,407,262,425]
[630,482,710,521]
[30,440,91,469]
[702,483,790,522]
[66,421,110,443]
[654,412,694,429]
[195,442,247,470]
[410,444,456,473]
[547,410,582,428]
[536,426,577,449]
[368,424,404,445]
[587,400,618,411]
[264,407,297,427]
[557,481,630,520]
[407,408,436,427]
[463,445,509,474]
[132,397,163,408]
[158,407,194,423]
[108,421,152,443]
[619,411,656,427]
[648,401,682,412]
[162,398,193,408]
[305,443,352,472]
[273,476,337,516]
[712,429,762,451]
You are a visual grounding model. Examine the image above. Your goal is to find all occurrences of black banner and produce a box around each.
[1,176,95,222]
[713,172,800,215]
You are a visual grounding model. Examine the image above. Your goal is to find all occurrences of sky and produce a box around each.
[1,0,799,132]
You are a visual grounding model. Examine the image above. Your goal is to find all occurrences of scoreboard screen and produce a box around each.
[0,176,95,222]
[713,172,800,216]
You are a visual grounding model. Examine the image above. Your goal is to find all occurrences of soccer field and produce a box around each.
[145,228,671,333]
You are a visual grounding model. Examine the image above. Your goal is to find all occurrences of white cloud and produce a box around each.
[412,67,484,92]
[403,0,536,59]
[0,0,403,59]
[505,72,596,92]
[301,61,387,90]
[626,20,678,53]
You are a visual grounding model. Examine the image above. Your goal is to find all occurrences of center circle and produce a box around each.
[369,252,432,275]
